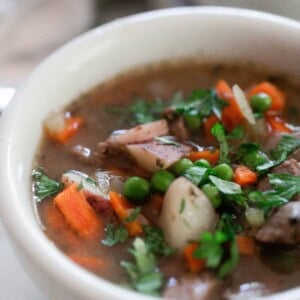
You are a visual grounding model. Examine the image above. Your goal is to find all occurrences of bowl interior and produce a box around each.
[0,7,300,300]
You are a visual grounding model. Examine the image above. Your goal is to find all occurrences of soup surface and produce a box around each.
[33,60,300,299]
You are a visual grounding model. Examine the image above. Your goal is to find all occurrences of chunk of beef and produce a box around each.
[290,148,300,161]
[107,119,169,145]
[257,159,300,192]
[126,140,192,172]
[169,117,190,140]
[163,273,223,300]
[255,201,300,245]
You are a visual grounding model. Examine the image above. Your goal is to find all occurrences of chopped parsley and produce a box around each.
[121,238,163,296]
[101,224,128,247]
[211,123,230,163]
[209,175,242,195]
[183,166,209,186]
[32,167,64,201]
[173,89,227,121]
[154,136,180,147]
[179,198,186,214]
[194,213,239,278]
[269,173,300,200]
[125,207,141,223]
[257,134,300,173]
[143,225,176,256]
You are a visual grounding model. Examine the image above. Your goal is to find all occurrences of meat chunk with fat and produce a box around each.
[126,140,192,172]
[107,119,169,145]
[255,201,300,244]
[163,273,223,300]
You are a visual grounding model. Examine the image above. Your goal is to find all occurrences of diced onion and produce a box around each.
[44,111,65,134]
[233,84,256,125]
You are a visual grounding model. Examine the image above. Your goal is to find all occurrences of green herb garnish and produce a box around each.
[121,238,163,295]
[32,167,64,201]
[143,225,176,256]
[179,198,186,214]
[269,173,300,200]
[257,135,300,173]
[154,136,180,147]
[101,224,128,247]
[125,207,141,223]
[194,213,239,278]
[211,123,230,163]
[209,175,242,195]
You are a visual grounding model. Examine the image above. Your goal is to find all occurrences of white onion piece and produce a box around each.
[44,111,65,134]
[232,84,256,125]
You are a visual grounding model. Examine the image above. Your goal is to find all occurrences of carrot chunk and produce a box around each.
[45,114,84,143]
[54,184,103,240]
[109,191,144,237]
[187,149,220,165]
[233,165,257,186]
[203,115,218,140]
[216,80,244,130]
[69,254,108,272]
[247,82,285,111]
[183,242,205,273]
[266,115,293,134]
[236,235,256,255]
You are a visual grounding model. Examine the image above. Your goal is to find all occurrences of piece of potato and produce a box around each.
[159,177,218,250]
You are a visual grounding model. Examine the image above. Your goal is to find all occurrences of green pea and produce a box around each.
[250,93,272,112]
[172,158,193,175]
[123,176,150,204]
[202,183,222,208]
[213,163,233,181]
[151,170,175,193]
[194,159,211,169]
[184,112,201,129]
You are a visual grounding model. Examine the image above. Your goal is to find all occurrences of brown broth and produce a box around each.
[34,59,300,296]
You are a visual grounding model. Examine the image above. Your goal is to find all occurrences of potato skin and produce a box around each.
[159,177,218,250]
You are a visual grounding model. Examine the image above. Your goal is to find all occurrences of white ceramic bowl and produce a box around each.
[0,7,300,300]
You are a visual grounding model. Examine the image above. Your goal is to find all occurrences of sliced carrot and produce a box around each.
[247,82,285,111]
[187,149,220,165]
[236,235,256,255]
[46,115,84,143]
[150,193,164,214]
[203,115,218,140]
[54,183,103,240]
[216,80,244,130]
[69,254,108,272]
[183,242,205,273]
[109,191,143,237]
[266,115,293,134]
[233,165,257,186]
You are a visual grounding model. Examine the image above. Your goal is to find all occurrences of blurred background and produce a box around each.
[0,1,299,299]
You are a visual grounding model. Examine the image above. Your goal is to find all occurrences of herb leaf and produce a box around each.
[143,225,176,256]
[125,207,141,223]
[211,123,229,163]
[101,224,128,247]
[269,173,300,200]
[194,213,239,278]
[257,135,300,173]
[209,175,242,195]
[248,190,287,215]
[183,166,209,186]
[121,238,163,295]
[154,136,180,147]
[32,167,64,201]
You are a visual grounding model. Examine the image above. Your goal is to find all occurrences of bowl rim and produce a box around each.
[0,6,300,300]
